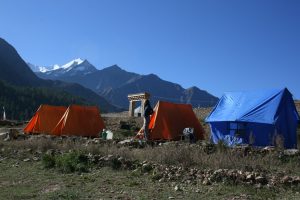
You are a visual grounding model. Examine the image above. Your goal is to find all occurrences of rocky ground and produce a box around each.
[0,107,299,199]
[0,136,300,199]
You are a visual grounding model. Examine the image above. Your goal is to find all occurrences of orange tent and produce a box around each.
[138,101,205,141]
[51,105,105,137]
[24,105,67,134]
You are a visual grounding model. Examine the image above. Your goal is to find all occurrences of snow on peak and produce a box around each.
[61,58,85,69]
[39,66,50,73]
[29,58,97,77]
[53,64,60,70]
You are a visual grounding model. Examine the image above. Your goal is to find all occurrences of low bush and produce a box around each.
[42,151,90,173]
[42,154,56,169]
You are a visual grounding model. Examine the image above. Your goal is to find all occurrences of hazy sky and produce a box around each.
[0,0,299,98]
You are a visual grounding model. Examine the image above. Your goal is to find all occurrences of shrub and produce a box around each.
[55,151,90,173]
[42,154,56,169]
[111,157,122,170]
[42,151,90,173]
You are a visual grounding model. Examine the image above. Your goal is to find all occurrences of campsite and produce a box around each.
[1,1,300,199]
[0,98,299,199]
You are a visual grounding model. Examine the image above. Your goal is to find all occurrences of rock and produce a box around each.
[118,157,125,163]
[292,177,300,184]
[92,138,100,144]
[255,176,267,184]
[168,197,175,199]
[46,149,55,156]
[118,139,132,145]
[13,162,19,167]
[246,173,254,181]
[0,132,8,140]
[0,157,6,162]
[32,157,39,161]
[23,158,30,162]
[174,185,181,191]
[142,160,148,165]
[158,178,165,183]
[5,129,20,140]
[283,149,299,156]
[142,163,153,173]
[281,176,292,184]
[105,155,114,161]
[202,179,211,185]
[263,146,275,151]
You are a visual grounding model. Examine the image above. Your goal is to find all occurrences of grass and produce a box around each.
[0,125,299,199]
[1,137,300,175]
[0,158,299,200]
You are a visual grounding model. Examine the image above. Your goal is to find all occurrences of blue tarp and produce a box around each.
[206,88,299,148]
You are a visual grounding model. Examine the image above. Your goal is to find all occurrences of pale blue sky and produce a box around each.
[0,0,299,98]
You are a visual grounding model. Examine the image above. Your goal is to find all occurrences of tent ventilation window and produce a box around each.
[229,122,246,137]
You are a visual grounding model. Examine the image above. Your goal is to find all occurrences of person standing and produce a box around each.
[143,99,153,141]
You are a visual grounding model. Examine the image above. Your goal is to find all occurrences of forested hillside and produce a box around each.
[0,81,88,120]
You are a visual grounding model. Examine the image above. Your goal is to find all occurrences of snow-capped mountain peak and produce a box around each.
[27,62,53,73]
[61,58,85,69]
[28,58,98,77]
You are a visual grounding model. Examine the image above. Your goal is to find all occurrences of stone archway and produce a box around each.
[127,92,150,117]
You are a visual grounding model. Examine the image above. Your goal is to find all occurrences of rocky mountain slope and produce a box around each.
[0,38,119,114]
[32,60,218,108]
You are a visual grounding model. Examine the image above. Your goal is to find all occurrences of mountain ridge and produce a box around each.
[31,59,219,108]
[0,38,120,115]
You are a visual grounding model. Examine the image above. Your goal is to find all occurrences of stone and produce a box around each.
[158,178,165,183]
[202,179,211,185]
[255,176,267,184]
[142,163,153,173]
[281,176,292,184]
[0,132,8,140]
[32,157,39,161]
[105,155,114,161]
[23,158,30,162]
[5,129,20,140]
[118,157,125,163]
[46,149,55,156]
[246,174,254,181]
[174,185,181,191]
[283,149,299,156]
[168,197,175,199]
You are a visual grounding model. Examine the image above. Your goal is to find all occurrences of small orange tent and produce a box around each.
[138,101,205,141]
[24,105,67,134]
[51,105,105,137]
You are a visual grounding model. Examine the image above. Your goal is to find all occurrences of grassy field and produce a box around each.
[0,137,299,200]
[0,159,300,199]
[1,157,300,200]
[0,107,299,200]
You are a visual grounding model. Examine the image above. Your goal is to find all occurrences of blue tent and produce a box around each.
[205,88,299,148]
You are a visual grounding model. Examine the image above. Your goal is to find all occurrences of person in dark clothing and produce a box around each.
[143,99,153,141]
